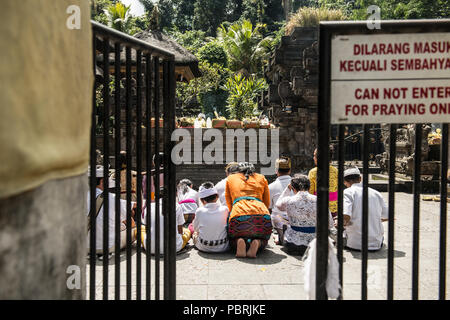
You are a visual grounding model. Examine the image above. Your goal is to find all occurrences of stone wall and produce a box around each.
[259,27,319,170]
[173,128,313,188]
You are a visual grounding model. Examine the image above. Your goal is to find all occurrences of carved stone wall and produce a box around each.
[259,27,319,172]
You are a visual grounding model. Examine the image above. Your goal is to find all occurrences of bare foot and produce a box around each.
[235,238,246,258]
[246,239,260,258]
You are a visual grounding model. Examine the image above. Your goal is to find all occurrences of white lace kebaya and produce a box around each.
[275,187,334,246]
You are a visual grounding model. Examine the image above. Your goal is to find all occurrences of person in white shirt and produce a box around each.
[215,162,240,206]
[177,179,199,228]
[87,165,136,259]
[275,174,334,256]
[342,167,389,251]
[192,182,230,253]
[141,192,191,255]
[268,156,293,245]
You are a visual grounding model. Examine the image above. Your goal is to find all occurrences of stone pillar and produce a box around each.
[0,0,92,299]
[0,174,87,299]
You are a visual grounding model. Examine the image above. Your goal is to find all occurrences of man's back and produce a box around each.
[215,177,227,206]
[343,183,388,250]
[86,189,126,251]
[193,202,229,252]
[268,175,291,211]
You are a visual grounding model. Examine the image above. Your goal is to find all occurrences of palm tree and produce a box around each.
[105,2,132,33]
[217,20,272,77]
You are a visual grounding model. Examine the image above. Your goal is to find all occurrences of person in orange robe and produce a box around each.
[225,162,272,258]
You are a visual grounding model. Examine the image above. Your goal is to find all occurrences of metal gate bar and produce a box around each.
[361,125,369,300]
[136,50,143,300]
[316,22,331,299]
[387,124,397,300]
[102,35,111,300]
[154,56,161,301]
[412,124,422,300]
[440,123,449,300]
[145,53,153,301]
[89,34,97,301]
[90,21,176,300]
[114,42,121,300]
[125,45,132,300]
[337,125,345,300]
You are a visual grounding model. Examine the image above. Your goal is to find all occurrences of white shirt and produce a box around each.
[177,187,199,214]
[276,188,334,246]
[193,202,230,253]
[86,188,127,251]
[269,175,292,229]
[142,201,185,254]
[215,178,227,206]
[343,182,389,250]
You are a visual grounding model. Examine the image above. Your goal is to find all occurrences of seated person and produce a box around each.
[268,156,293,245]
[342,167,389,252]
[214,162,240,206]
[225,162,272,258]
[140,191,191,255]
[308,147,338,218]
[177,179,199,228]
[87,165,136,260]
[192,182,230,253]
[275,174,334,256]
[110,151,138,201]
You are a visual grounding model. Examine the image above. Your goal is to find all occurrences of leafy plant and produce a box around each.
[217,20,272,77]
[176,61,232,117]
[222,74,266,120]
[197,41,228,68]
[285,6,347,34]
[105,2,132,33]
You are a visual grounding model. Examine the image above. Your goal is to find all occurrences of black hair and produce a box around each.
[314,146,334,163]
[96,177,103,187]
[277,168,290,175]
[226,164,240,175]
[238,162,255,180]
[344,174,361,184]
[118,151,127,169]
[199,181,218,203]
[290,174,310,192]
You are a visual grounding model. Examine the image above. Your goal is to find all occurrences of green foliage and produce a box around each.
[199,90,230,118]
[169,29,207,55]
[286,6,347,34]
[268,21,286,50]
[319,0,450,20]
[105,1,133,33]
[217,20,272,77]
[128,16,148,35]
[222,74,266,120]
[91,0,115,25]
[176,61,232,116]
[157,0,176,31]
[173,0,196,32]
[138,0,154,13]
[193,0,229,36]
[197,41,228,68]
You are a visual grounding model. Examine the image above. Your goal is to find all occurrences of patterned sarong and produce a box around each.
[228,214,272,241]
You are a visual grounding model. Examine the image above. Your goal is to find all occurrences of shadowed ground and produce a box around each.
[87,192,449,300]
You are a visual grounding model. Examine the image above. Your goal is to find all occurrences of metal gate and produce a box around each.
[88,21,177,300]
[316,20,449,300]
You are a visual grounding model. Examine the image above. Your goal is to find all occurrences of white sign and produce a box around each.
[330,32,450,124]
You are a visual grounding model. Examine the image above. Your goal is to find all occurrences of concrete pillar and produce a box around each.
[0,0,92,299]
[0,174,87,299]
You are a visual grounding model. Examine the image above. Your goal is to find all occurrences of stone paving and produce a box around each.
[87,192,449,300]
